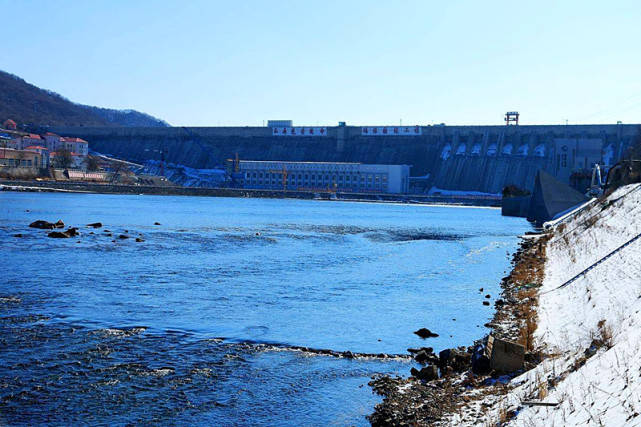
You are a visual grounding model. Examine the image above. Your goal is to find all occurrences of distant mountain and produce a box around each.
[83,106,169,127]
[0,70,169,128]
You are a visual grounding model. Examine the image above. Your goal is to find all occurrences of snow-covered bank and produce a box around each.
[141,160,226,187]
[455,183,641,426]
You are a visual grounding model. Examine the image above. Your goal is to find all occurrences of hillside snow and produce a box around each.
[452,183,641,426]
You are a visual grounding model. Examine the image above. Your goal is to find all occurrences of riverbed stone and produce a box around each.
[410,365,439,381]
[439,348,472,372]
[414,350,439,365]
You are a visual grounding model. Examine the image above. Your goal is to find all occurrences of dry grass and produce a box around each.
[583,215,599,229]
[596,319,614,349]
[507,235,550,351]
[498,404,509,424]
[519,313,538,352]
[537,378,548,400]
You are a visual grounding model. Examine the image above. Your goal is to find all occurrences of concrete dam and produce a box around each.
[48,123,640,193]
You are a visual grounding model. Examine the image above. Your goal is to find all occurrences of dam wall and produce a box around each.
[47,124,640,193]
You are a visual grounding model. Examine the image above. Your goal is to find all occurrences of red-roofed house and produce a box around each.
[60,137,89,156]
[13,133,43,150]
[2,119,17,130]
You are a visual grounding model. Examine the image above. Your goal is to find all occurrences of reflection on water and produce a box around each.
[0,193,530,425]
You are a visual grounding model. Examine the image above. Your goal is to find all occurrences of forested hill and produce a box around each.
[0,70,169,128]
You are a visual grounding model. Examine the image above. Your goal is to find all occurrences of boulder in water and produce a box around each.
[48,231,70,238]
[29,219,64,230]
[413,328,439,339]
[414,350,439,365]
[87,222,102,228]
[47,227,79,238]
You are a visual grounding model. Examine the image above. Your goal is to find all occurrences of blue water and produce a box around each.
[0,192,530,425]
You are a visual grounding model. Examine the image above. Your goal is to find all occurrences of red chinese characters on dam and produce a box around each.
[273,127,327,136]
[361,126,421,136]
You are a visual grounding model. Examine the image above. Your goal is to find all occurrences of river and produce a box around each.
[0,192,530,425]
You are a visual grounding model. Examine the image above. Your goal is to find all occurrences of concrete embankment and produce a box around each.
[0,180,500,206]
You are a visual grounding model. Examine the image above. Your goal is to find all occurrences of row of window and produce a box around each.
[246,180,386,190]
[244,172,388,183]
[0,158,35,167]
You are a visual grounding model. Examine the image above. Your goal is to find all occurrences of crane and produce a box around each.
[267,165,288,191]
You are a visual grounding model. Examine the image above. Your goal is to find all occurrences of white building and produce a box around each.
[60,137,89,156]
[43,132,62,151]
[235,160,410,194]
[43,133,89,156]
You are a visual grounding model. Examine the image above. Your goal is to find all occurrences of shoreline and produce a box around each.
[0,179,501,207]
[368,231,549,425]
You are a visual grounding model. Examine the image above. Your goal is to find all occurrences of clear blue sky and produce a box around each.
[2,0,641,126]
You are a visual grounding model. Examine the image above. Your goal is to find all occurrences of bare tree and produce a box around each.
[85,156,100,171]
[54,148,73,169]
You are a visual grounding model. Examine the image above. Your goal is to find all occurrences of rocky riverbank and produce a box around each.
[368,232,550,426]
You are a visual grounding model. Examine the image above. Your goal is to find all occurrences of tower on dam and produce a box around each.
[48,120,640,194]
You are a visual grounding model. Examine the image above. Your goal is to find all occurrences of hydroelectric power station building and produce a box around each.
[48,119,641,194]
[231,160,410,194]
